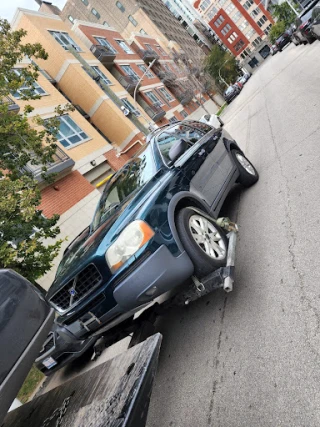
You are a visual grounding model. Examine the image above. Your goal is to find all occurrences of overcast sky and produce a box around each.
[0,0,66,21]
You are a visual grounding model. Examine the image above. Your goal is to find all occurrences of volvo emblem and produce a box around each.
[69,288,77,296]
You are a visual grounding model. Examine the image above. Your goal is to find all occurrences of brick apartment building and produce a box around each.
[72,21,194,123]
[57,0,206,60]
[194,0,274,71]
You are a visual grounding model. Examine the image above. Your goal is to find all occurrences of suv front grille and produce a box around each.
[50,264,102,312]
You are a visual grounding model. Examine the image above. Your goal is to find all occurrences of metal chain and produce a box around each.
[40,396,71,427]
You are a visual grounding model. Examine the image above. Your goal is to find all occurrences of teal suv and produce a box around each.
[36,120,258,374]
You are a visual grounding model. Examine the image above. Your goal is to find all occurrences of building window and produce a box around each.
[214,15,225,27]
[137,64,154,78]
[225,3,235,14]
[200,0,211,11]
[207,6,218,20]
[116,1,125,12]
[221,23,232,36]
[81,0,88,5]
[91,8,100,19]
[116,39,134,54]
[11,69,46,99]
[264,24,272,34]
[243,0,254,10]
[156,45,167,56]
[128,15,138,26]
[169,117,179,124]
[140,29,147,34]
[232,11,242,23]
[49,31,81,51]
[68,15,74,23]
[145,91,163,106]
[227,32,238,43]
[246,28,256,39]
[158,87,174,102]
[51,115,88,148]
[234,39,245,52]
[103,21,110,27]
[239,20,249,31]
[122,98,140,115]
[257,15,268,27]
[252,36,262,47]
[120,65,139,80]
[181,110,188,118]
[94,37,117,52]
[218,0,227,7]
[250,7,261,17]
[91,66,112,85]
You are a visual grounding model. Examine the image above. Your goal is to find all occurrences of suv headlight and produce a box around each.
[106,220,155,273]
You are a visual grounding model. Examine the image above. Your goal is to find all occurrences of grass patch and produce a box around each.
[17,365,44,403]
[217,103,227,116]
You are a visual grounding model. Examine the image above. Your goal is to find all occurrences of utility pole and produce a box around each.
[67,46,149,135]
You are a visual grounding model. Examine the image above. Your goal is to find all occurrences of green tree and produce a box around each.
[205,45,239,89]
[0,19,70,282]
[268,21,287,44]
[271,3,298,27]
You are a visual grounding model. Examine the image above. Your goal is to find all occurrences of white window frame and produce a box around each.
[122,98,141,116]
[49,115,90,149]
[200,0,211,11]
[158,87,174,102]
[137,64,154,79]
[115,39,134,54]
[11,68,47,99]
[49,30,81,51]
[91,8,100,18]
[94,37,117,53]
[128,15,138,26]
[144,91,164,106]
[120,65,140,81]
[155,45,168,56]
[91,66,112,86]
[207,6,218,20]
[116,1,125,12]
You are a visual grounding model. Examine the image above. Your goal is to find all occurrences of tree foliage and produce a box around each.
[205,45,239,89]
[0,19,71,282]
[271,3,297,27]
[268,21,287,44]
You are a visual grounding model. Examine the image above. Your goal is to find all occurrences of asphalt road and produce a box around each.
[146,42,320,427]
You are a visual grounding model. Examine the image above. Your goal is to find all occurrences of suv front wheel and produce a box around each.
[176,208,228,278]
[231,149,259,187]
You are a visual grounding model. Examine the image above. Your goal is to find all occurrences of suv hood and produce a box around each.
[47,173,164,300]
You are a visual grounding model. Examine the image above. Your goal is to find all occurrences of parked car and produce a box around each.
[243,72,251,81]
[311,2,320,38]
[270,44,279,55]
[275,31,291,51]
[0,270,54,422]
[223,85,238,103]
[235,81,243,91]
[199,113,224,128]
[36,120,259,375]
[237,75,247,85]
[293,1,319,43]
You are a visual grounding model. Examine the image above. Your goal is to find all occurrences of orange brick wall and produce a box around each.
[39,171,95,217]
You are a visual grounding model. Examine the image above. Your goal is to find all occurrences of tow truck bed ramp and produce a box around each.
[3,334,162,427]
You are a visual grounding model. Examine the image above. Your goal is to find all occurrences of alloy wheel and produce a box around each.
[235,153,256,175]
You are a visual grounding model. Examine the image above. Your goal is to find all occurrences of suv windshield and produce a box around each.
[92,145,157,231]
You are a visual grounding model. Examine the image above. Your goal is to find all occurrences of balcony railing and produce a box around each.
[156,70,177,87]
[176,91,194,106]
[145,105,166,122]
[90,45,116,69]
[118,75,140,94]
[23,146,75,182]
[0,96,20,114]
[137,48,159,64]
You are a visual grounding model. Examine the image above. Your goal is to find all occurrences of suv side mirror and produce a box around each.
[169,139,188,163]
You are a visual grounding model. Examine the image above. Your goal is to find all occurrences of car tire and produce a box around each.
[176,208,228,278]
[231,149,259,187]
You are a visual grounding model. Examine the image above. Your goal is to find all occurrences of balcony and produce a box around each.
[0,96,20,114]
[24,146,75,183]
[90,45,116,69]
[137,48,159,64]
[177,91,194,106]
[156,71,177,87]
[118,75,141,95]
[145,105,166,122]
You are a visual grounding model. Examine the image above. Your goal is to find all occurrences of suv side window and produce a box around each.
[157,124,206,163]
